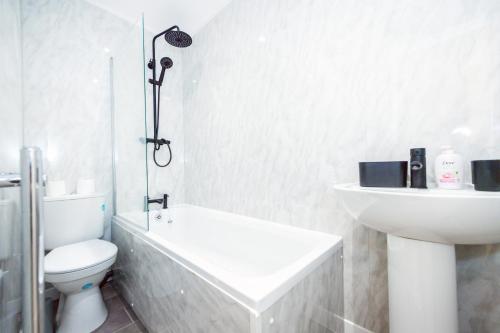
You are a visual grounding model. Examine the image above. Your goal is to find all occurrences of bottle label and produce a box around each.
[438,160,461,184]
[440,171,459,183]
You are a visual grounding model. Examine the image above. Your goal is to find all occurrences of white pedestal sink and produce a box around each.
[334,184,500,333]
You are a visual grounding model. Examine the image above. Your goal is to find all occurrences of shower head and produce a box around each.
[160,56,173,69]
[157,57,173,86]
[164,30,192,48]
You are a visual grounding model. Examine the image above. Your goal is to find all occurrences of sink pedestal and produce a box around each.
[387,235,458,333]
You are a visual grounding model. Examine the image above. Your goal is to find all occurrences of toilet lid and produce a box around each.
[45,239,117,274]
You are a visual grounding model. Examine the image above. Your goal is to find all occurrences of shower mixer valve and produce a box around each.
[145,138,170,146]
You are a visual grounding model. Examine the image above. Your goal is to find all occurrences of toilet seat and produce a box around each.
[45,239,117,283]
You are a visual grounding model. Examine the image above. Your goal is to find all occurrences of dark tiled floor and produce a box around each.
[92,284,147,333]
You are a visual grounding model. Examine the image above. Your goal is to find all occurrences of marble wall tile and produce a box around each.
[182,0,500,332]
[112,222,251,333]
[260,248,344,333]
[0,0,23,172]
[456,244,500,333]
[366,229,389,333]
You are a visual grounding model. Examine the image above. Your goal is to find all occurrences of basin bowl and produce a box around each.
[334,183,500,245]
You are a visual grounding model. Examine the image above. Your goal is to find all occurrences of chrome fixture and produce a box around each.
[0,172,21,187]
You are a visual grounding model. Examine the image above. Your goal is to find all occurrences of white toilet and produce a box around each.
[44,194,117,333]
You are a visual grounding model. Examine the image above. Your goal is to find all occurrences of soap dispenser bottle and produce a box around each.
[435,145,464,189]
[410,148,427,189]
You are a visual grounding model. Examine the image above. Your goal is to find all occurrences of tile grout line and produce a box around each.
[123,305,136,323]
[113,321,136,333]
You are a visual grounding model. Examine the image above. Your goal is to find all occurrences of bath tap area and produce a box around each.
[1,0,500,333]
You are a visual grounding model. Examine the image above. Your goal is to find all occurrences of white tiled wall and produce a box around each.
[0,0,23,172]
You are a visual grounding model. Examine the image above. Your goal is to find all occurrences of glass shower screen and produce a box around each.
[112,14,150,231]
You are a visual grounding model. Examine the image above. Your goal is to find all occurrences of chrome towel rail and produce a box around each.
[0,172,21,188]
[21,147,45,333]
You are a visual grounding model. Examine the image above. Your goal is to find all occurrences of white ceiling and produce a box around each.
[86,0,233,34]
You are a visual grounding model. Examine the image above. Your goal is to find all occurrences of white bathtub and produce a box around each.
[113,204,342,313]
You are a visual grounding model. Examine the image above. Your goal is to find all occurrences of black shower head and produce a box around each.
[164,30,192,48]
[160,57,173,69]
[157,57,173,86]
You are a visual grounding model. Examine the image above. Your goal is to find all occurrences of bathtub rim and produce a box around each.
[112,204,342,313]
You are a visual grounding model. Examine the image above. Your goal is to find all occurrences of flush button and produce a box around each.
[82,283,93,290]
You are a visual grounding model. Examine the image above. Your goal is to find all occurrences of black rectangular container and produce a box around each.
[471,159,500,191]
[359,161,408,187]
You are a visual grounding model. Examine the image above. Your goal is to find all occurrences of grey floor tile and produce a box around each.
[102,285,118,301]
[106,295,127,313]
[93,306,132,333]
[92,284,147,333]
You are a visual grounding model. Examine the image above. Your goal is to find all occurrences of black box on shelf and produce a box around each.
[359,161,408,188]
[472,160,500,191]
